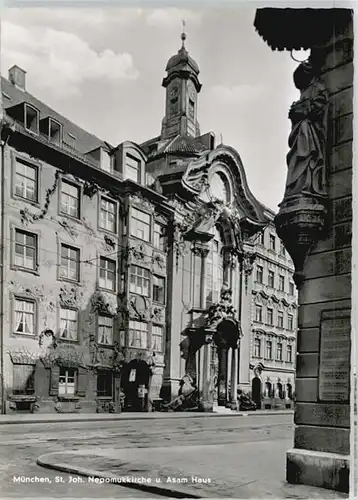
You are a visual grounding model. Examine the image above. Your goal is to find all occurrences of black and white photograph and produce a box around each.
[0,4,355,499]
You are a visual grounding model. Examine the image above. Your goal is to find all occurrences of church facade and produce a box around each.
[0,32,297,414]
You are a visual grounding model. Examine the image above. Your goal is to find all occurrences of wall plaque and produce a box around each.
[319,309,350,402]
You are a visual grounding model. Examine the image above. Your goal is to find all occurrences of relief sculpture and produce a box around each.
[284,59,329,200]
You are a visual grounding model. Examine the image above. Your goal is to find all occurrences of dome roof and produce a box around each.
[165,46,199,74]
[165,31,200,75]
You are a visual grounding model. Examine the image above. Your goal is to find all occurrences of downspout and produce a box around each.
[0,136,4,414]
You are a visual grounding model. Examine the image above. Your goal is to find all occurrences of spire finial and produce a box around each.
[181,19,186,48]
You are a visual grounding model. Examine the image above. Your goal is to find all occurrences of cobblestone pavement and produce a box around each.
[0,413,346,499]
[0,414,292,498]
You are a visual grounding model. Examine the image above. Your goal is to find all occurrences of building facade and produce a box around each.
[0,33,297,414]
[249,220,297,410]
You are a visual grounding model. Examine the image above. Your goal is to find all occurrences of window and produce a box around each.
[15,158,38,202]
[130,208,151,241]
[279,241,286,257]
[268,270,275,288]
[129,265,150,297]
[188,98,195,120]
[12,364,35,395]
[278,311,284,328]
[99,198,116,233]
[60,308,78,340]
[60,180,80,218]
[258,231,265,245]
[254,338,261,357]
[59,367,76,396]
[279,275,285,292]
[153,275,165,303]
[98,315,113,345]
[276,342,283,361]
[152,325,164,352]
[25,104,39,134]
[14,298,35,335]
[14,230,37,270]
[267,308,273,326]
[170,97,178,114]
[60,244,80,281]
[97,370,113,397]
[266,340,273,359]
[126,154,140,183]
[99,257,116,291]
[289,282,295,295]
[269,234,276,251]
[256,265,263,284]
[288,314,294,331]
[154,223,166,251]
[255,305,262,323]
[128,321,148,349]
[287,345,293,363]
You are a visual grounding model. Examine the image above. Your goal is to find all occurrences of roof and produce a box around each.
[1,76,112,157]
[166,46,199,75]
[254,8,352,51]
[159,135,208,156]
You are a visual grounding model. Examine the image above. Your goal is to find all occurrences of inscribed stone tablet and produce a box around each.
[319,309,350,402]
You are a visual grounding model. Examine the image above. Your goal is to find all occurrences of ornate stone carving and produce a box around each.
[191,243,210,258]
[152,253,166,270]
[275,58,330,287]
[131,194,154,213]
[91,291,117,317]
[132,243,146,262]
[57,218,78,239]
[59,285,82,309]
[151,306,165,323]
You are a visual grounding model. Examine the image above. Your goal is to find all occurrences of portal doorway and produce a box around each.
[121,359,151,411]
[252,376,262,409]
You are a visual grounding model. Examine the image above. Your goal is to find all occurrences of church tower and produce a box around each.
[161,27,202,140]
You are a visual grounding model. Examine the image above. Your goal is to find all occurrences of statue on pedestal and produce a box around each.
[284,59,329,199]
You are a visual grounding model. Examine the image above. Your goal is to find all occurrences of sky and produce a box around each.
[1,7,306,211]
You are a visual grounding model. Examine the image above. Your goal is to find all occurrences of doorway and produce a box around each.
[121,359,151,412]
[252,377,262,409]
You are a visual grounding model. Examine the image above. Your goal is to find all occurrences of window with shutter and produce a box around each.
[49,365,60,395]
[77,367,87,397]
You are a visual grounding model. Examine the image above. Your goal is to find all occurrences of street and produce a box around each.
[0,413,294,498]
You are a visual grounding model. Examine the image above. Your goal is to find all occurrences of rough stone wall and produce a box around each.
[294,22,353,455]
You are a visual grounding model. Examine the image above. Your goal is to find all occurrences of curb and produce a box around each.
[0,410,293,425]
[37,453,203,499]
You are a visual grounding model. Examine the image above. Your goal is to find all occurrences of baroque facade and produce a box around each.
[0,33,297,414]
[250,221,297,410]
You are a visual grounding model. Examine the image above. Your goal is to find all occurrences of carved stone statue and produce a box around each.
[284,60,329,199]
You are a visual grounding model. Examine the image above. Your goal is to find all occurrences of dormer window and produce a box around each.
[39,117,62,146]
[24,104,39,134]
[85,147,111,172]
[125,154,141,183]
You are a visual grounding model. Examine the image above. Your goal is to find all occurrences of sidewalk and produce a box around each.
[0,409,293,425]
[37,440,348,499]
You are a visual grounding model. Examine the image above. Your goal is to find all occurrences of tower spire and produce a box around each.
[181,19,186,48]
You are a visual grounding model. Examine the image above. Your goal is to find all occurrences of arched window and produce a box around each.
[210,172,231,204]
[206,229,224,306]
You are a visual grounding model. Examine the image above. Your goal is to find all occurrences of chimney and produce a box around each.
[8,65,26,91]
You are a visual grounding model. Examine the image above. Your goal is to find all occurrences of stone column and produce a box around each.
[225,347,232,407]
[217,347,227,406]
[199,333,214,412]
[230,347,239,410]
